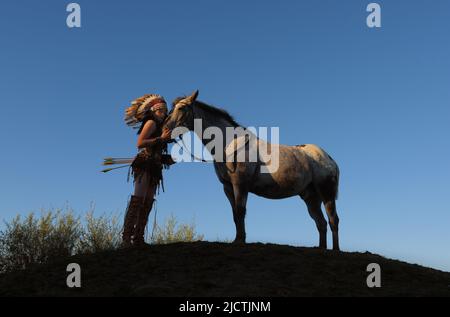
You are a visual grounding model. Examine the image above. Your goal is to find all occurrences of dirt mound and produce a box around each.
[1,242,449,296]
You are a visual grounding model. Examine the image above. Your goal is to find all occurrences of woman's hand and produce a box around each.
[162,154,176,165]
[161,127,172,141]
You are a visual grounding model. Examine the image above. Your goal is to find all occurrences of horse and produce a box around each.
[164,90,341,250]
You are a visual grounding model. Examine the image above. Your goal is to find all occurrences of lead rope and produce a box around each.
[150,199,158,242]
[177,134,210,162]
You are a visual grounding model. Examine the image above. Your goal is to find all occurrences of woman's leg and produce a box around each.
[142,183,157,229]
[134,180,157,245]
[122,173,149,246]
[146,183,157,202]
[134,173,150,198]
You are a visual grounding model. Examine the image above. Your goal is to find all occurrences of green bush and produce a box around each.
[0,205,121,273]
[0,207,81,273]
[0,205,203,273]
[150,214,204,245]
[77,211,122,254]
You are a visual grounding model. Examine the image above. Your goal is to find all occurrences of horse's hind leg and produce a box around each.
[301,190,327,249]
[324,200,340,251]
[318,177,340,251]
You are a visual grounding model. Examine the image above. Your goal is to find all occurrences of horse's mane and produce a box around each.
[196,101,241,127]
[172,97,241,127]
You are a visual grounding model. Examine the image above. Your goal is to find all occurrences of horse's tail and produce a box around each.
[321,153,340,201]
[302,144,340,201]
[334,163,340,200]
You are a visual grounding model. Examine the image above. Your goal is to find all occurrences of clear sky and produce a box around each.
[1,0,449,272]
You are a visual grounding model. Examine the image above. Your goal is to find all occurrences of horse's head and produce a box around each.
[164,90,199,137]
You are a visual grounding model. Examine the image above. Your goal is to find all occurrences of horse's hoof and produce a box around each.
[133,241,151,248]
[120,242,132,249]
[232,239,245,245]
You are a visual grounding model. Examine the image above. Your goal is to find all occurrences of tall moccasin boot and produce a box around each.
[133,198,155,246]
[121,195,145,248]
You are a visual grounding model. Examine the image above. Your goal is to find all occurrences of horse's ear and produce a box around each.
[188,90,199,103]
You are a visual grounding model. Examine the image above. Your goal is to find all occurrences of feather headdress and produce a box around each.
[124,94,167,129]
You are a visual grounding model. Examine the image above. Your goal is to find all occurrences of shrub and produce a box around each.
[0,205,120,273]
[0,208,81,273]
[150,214,204,244]
[0,205,204,273]
[77,211,122,254]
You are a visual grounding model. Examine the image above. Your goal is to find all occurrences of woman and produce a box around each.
[123,94,175,247]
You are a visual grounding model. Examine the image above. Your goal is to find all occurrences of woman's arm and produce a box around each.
[137,120,172,149]
[137,120,160,149]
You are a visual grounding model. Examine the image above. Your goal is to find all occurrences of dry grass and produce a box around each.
[0,204,203,274]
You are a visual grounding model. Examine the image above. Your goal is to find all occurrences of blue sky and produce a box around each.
[1,0,449,272]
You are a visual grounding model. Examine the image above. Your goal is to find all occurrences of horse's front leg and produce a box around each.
[232,183,249,244]
[223,183,248,244]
